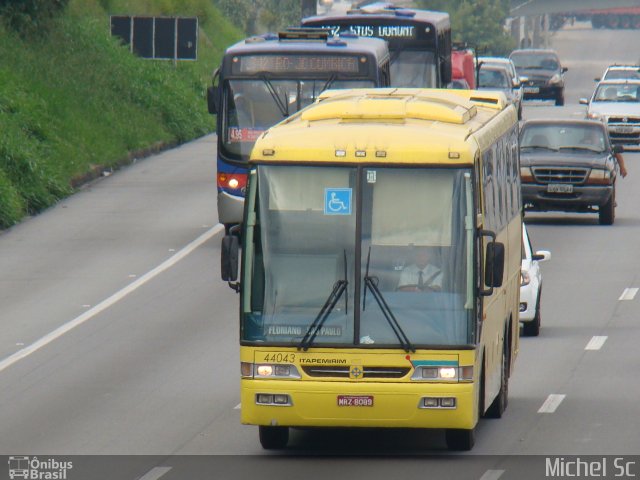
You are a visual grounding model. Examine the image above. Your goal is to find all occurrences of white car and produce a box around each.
[520,224,550,336]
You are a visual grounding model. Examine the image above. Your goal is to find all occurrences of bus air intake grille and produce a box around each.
[302,366,411,378]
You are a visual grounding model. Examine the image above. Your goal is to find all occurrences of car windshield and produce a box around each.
[478,69,510,88]
[241,165,475,347]
[511,53,559,70]
[390,50,437,88]
[222,78,375,157]
[521,124,606,153]
[594,83,640,102]
[603,69,640,80]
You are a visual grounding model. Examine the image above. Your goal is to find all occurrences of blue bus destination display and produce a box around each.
[233,54,363,74]
[321,24,418,39]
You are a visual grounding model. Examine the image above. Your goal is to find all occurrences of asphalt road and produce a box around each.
[1,22,640,480]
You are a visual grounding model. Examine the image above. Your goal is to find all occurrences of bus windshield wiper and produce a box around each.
[319,74,337,95]
[362,247,415,353]
[298,279,347,351]
[261,75,289,117]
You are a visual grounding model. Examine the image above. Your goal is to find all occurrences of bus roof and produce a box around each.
[251,88,515,165]
[303,4,450,30]
[224,31,389,60]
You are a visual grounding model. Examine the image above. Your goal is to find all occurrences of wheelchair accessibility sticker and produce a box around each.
[324,188,352,215]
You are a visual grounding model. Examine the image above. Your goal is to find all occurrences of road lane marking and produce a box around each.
[619,288,638,301]
[585,336,608,351]
[538,394,566,413]
[0,224,224,374]
[138,467,172,480]
[479,470,504,480]
[234,403,241,410]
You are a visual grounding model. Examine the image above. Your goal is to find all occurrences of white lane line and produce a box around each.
[585,336,608,351]
[0,225,224,374]
[138,466,172,480]
[234,403,241,410]
[479,470,504,480]
[619,288,638,301]
[538,394,566,413]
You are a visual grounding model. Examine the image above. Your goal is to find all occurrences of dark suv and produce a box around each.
[510,49,567,106]
[520,119,621,225]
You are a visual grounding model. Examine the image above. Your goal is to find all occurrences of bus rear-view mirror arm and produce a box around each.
[207,68,221,114]
[221,234,240,293]
[479,229,505,296]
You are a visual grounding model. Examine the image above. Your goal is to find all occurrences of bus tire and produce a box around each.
[259,426,289,449]
[445,428,475,451]
[485,347,509,418]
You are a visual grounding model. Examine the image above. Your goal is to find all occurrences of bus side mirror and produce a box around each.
[207,85,220,114]
[485,241,505,288]
[221,235,239,292]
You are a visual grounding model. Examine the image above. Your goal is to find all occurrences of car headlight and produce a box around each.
[548,74,562,85]
[587,168,612,184]
[520,166,534,182]
[521,269,531,286]
[587,111,602,121]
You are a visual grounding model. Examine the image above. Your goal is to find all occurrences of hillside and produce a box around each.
[0,0,243,229]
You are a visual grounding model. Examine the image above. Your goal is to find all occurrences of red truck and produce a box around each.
[451,48,476,89]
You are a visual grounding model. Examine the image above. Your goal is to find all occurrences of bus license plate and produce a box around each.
[337,395,374,407]
[547,184,573,193]
[523,87,539,94]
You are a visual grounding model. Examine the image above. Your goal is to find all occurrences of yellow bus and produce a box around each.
[221,88,521,451]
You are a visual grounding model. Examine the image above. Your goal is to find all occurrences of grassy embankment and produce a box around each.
[0,0,243,229]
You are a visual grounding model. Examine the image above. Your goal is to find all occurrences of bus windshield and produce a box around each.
[391,50,437,88]
[242,165,475,348]
[223,78,376,157]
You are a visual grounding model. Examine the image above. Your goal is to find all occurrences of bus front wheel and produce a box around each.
[259,426,289,449]
[445,428,475,451]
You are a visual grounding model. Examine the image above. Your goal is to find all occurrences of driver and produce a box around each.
[397,247,443,292]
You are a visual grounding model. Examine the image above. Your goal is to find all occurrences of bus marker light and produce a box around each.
[262,149,275,156]
[423,397,438,408]
[355,150,366,157]
[274,365,291,376]
[460,366,474,381]
[375,151,387,158]
[448,152,460,159]
[241,362,253,377]
[257,394,273,404]
[335,149,346,157]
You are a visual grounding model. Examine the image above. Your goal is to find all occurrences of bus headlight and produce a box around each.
[241,362,301,379]
[411,365,473,382]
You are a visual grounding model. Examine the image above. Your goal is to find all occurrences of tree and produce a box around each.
[213,0,304,35]
[417,0,515,56]
[0,0,69,35]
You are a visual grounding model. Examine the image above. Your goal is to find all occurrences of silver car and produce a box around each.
[581,79,640,145]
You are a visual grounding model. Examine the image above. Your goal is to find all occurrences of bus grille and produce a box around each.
[301,366,411,378]
[532,167,588,184]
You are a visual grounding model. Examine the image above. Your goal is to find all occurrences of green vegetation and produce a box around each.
[0,0,243,228]
[213,0,303,35]
[417,0,516,55]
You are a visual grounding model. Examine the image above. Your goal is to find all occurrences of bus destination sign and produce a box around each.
[233,54,362,75]
[321,24,418,40]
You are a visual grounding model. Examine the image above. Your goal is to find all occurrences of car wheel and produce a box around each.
[555,92,564,106]
[259,426,289,449]
[599,187,615,225]
[523,288,541,337]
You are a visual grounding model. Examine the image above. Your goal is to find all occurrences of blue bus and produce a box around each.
[302,2,451,88]
[207,29,390,231]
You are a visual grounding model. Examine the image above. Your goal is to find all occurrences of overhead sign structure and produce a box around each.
[110,15,198,61]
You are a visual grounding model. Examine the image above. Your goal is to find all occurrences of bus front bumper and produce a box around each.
[240,380,477,430]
